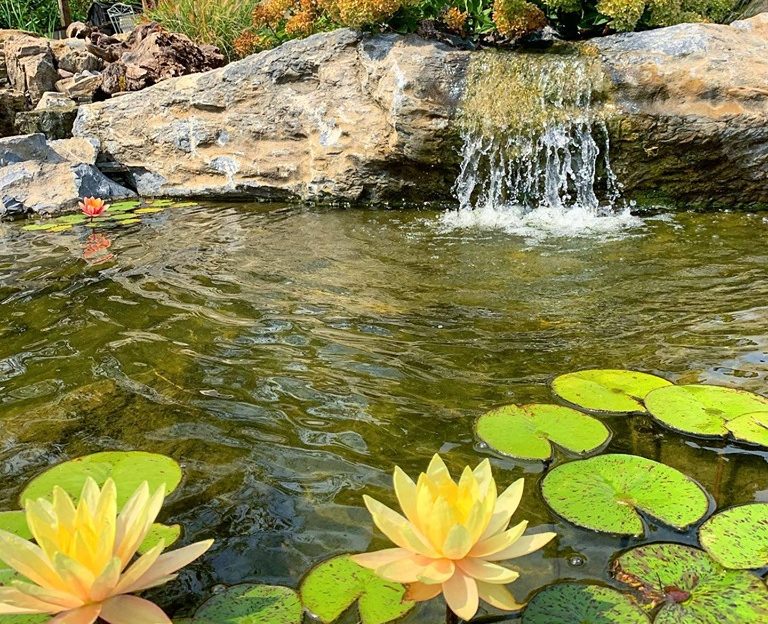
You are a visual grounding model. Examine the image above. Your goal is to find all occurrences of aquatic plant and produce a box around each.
[541,454,709,536]
[551,369,672,413]
[0,477,213,623]
[699,504,768,570]
[79,197,109,219]
[352,454,556,620]
[475,403,611,461]
[523,582,650,623]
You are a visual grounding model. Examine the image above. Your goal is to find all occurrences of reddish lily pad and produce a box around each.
[612,543,768,623]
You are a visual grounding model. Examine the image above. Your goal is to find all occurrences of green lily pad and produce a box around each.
[522,583,650,624]
[49,224,73,232]
[109,201,141,212]
[22,222,57,231]
[476,403,611,461]
[727,412,768,447]
[552,369,672,413]
[612,543,768,623]
[0,615,48,623]
[699,504,768,569]
[109,211,140,221]
[186,584,302,624]
[118,218,141,225]
[300,555,414,624]
[55,214,88,225]
[0,510,32,539]
[138,522,182,554]
[541,454,709,536]
[20,451,182,508]
[134,207,165,214]
[146,199,175,207]
[645,384,768,441]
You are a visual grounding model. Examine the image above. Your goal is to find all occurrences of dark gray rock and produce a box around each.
[0,88,26,137]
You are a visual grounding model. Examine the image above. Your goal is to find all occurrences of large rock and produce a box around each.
[72,18,768,207]
[595,14,768,207]
[74,29,469,201]
[50,38,103,75]
[0,133,135,217]
[5,35,58,106]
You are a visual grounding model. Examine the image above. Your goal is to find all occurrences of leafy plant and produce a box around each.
[699,504,768,570]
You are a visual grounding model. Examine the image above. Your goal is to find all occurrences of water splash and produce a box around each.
[441,50,641,238]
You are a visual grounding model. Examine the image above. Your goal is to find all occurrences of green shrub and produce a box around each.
[147,0,261,61]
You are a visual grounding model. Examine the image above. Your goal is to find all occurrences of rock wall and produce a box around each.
[68,15,768,208]
[74,30,470,202]
[596,14,768,208]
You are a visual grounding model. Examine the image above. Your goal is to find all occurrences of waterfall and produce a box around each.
[442,50,639,237]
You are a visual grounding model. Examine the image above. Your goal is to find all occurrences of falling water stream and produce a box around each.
[442,50,640,237]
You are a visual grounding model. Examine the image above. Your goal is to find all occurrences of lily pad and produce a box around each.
[300,555,414,624]
[699,504,768,569]
[186,584,302,624]
[138,522,182,554]
[109,211,140,221]
[0,616,48,623]
[541,454,709,536]
[146,199,175,207]
[552,369,672,413]
[522,583,650,624]
[55,214,88,225]
[134,207,165,214]
[22,222,56,231]
[644,384,768,441]
[109,201,141,212]
[118,218,141,225]
[476,403,611,461]
[612,543,768,623]
[0,510,32,539]
[727,412,768,447]
[48,224,73,232]
[20,451,182,508]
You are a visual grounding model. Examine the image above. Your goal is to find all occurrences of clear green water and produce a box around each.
[1,204,767,620]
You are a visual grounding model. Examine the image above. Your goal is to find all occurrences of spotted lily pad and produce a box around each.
[727,412,768,447]
[183,584,302,624]
[476,404,611,461]
[552,370,672,413]
[300,555,414,624]
[20,451,182,507]
[699,504,768,569]
[522,583,650,624]
[541,454,709,536]
[644,384,768,443]
[612,543,768,623]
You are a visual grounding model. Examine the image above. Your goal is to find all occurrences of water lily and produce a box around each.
[0,478,213,624]
[79,197,109,218]
[352,455,556,621]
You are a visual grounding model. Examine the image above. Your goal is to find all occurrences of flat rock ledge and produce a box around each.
[62,14,768,208]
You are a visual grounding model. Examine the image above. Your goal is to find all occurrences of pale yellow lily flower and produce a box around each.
[352,455,556,620]
[0,477,213,624]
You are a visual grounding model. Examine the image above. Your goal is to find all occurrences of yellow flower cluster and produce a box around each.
[443,6,469,33]
[285,10,317,36]
[318,0,403,28]
[233,31,273,57]
[252,0,296,29]
[493,0,547,38]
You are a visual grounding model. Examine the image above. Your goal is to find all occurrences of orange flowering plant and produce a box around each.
[79,197,109,218]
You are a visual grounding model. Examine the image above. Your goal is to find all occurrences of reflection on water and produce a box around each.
[0,204,767,620]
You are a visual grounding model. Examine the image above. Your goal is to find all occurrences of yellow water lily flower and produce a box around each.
[0,477,213,624]
[351,455,556,620]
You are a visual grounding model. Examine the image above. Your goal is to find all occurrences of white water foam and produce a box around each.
[440,53,643,240]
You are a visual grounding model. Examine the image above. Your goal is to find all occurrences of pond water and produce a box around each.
[0,204,767,621]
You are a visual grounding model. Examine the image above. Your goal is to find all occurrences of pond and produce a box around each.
[0,203,767,621]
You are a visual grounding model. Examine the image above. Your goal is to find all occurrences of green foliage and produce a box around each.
[148,0,262,61]
[552,369,672,413]
[523,583,651,623]
[0,0,90,34]
[699,504,768,570]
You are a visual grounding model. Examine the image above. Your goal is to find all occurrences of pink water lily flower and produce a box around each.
[79,197,109,218]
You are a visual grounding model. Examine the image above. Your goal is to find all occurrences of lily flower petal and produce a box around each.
[484,532,557,561]
[442,570,479,621]
[100,595,172,624]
